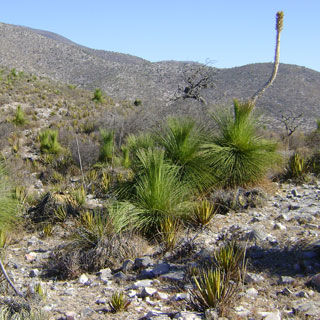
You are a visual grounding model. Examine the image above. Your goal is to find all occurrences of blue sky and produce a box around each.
[0,0,319,71]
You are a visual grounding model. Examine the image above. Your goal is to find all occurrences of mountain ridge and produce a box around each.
[1,21,320,129]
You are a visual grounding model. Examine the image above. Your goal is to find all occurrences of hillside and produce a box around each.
[1,22,320,130]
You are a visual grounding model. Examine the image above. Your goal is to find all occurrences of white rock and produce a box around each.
[258,310,281,320]
[79,274,89,285]
[246,287,258,297]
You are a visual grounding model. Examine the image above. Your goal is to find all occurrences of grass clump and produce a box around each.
[39,129,62,154]
[204,100,280,188]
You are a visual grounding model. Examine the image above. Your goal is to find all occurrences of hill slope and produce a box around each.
[1,22,320,129]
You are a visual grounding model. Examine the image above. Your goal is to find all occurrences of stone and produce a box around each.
[234,306,251,317]
[173,292,189,301]
[121,259,134,273]
[174,311,204,320]
[140,287,158,298]
[157,292,169,300]
[246,287,258,297]
[280,287,293,296]
[296,291,308,298]
[29,269,39,277]
[78,274,89,285]
[25,252,37,262]
[113,271,126,280]
[134,256,153,269]
[65,311,77,320]
[293,301,320,317]
[151,262,170,276]
[245,272,265,284]
[145,310,170,319]
[273,222,286,230]
[258,310,281,320]
[95,298,107,304]
[97,268,112,284]
[204,309,219,320]
[279,276,295,285]
[81,307,94,317]
[309,273,320,291]
[159,270,185,282]
[131,279,153,289]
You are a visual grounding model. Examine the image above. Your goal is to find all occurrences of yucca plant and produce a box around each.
[12,105,26,126]
[190,268,237,313]
[99,129,114,163]
[213,241,246,281]
[129,148,191,235]
[159,217,180,251]
[0,164,19,233]
[286,152,308,179]
[155,117,214,192]
[39,129,62,154]
[204,100,280,188]
[109,291,131,313]
[192,199,216,227]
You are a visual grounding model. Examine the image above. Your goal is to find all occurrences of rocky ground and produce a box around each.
[1,179,320,320]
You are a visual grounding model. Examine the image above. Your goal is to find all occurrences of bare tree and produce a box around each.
[279,111,303,137]
[169,60,217,105]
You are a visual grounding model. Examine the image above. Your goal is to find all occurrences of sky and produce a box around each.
[0,0,319,72]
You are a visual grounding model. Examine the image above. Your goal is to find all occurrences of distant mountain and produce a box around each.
[1,22,320,130]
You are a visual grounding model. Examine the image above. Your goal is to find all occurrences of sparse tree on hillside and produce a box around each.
[169,60,217,105]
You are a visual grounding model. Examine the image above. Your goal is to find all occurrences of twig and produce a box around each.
[0,258,23,297]
[75,135,86,189]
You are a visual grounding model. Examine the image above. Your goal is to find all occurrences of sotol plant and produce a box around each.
[39,129,62,154]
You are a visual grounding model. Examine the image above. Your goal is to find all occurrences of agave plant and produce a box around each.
[109,291,131,313]
[189,268,237,313]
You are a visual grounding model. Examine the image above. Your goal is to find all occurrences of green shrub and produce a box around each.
[12,105,26,125]
[203,100,280,188]
[99,129,114,163]
[39,129,62,154]
[92,88,103,102]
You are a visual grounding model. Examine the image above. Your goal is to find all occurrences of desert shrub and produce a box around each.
[155,117,214,192]
[203,100,280,188]
[39,129,62,154]
[99,129,114,163]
